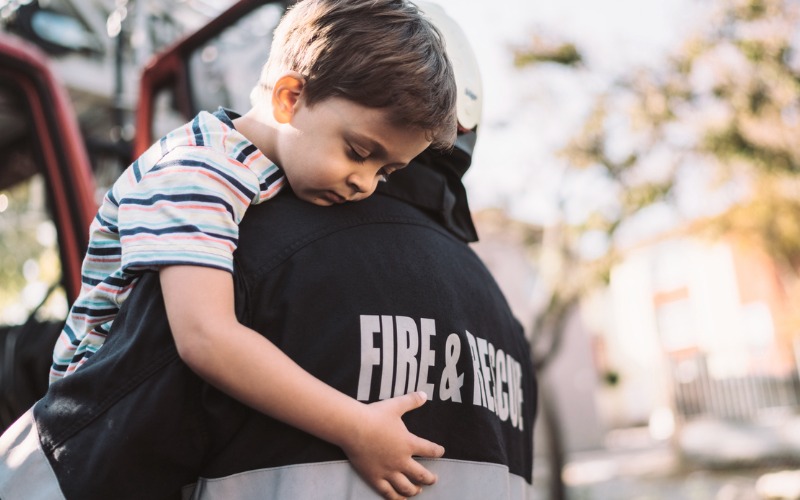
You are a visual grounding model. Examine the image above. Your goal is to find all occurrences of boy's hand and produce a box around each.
[161,266,440,498]
[341,391,444,500]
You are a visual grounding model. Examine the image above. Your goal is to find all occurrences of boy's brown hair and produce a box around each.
[251,0,457,149]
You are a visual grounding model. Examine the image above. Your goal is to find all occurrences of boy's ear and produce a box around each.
[271,72,306,124]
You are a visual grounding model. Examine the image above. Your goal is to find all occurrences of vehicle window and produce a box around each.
[187,3,283,114]
[0,84,68,331]
[1,0,104,56]
[0,173,67,327]
[0,80,69,429]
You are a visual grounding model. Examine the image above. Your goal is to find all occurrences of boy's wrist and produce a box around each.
[327,399,370,451]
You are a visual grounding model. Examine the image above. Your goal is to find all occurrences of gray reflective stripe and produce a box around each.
[0,408,65,500]
[189,459,529,500]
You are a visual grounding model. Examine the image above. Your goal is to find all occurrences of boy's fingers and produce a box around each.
[411,435,445,459]
[388,472,423,498]
[373,479,401,500]
[393,391,429,415]
[403,459,438,486]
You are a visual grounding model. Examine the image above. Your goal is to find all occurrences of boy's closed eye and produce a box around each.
[347,144,370,164]
[347,145,398,182]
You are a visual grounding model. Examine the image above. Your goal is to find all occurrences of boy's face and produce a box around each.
[275,96,432,206]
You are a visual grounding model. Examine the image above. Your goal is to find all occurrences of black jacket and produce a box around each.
[1,159,536,499]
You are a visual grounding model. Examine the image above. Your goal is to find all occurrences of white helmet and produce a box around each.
[416,1,483,132]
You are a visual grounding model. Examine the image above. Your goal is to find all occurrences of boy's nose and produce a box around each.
[346,174,377,199]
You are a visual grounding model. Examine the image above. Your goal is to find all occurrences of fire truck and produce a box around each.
[0,0,293,431]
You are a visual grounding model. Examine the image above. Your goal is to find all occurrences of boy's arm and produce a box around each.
[160,265,443,500]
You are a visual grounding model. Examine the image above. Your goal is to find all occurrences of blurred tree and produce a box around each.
[515,0,800,366]
[513,36,582,68]
[514,1,800,494]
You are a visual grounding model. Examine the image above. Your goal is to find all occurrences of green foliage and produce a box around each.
[510,0,800,356]
[603,370,620,387]
[514,40,583,68]
[558,0,800,270]
[735,0,769,20]
[704,123,799,173]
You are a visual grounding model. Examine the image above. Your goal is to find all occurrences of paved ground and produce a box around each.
[526,421,800,499]
[530,448,781,499]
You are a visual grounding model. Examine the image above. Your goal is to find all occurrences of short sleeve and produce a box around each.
[117,147,261,273]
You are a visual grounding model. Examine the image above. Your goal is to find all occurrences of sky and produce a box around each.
[425,0,712,226]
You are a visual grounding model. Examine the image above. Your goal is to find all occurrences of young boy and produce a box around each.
[48,0,456,497]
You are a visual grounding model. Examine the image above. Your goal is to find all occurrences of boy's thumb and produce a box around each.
[397,391,429,414]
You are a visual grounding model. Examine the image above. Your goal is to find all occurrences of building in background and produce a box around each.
[473,207,800,467]
[603,230,800,462]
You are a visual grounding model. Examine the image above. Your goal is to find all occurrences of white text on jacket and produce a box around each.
[357,315,525,431]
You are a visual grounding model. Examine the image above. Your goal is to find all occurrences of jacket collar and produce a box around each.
[376,131,479,243]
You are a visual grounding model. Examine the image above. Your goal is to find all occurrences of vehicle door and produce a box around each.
[135,0,290,154]
[0,0,290,433]
[0,34,97,430]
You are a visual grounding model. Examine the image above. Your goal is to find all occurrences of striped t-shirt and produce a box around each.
[50,109,285,383]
